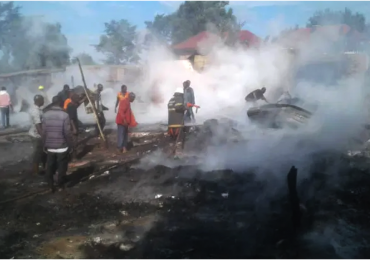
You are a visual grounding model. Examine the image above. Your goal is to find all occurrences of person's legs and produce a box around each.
[32,137,44,175]
[5,106,9,127]
[184,109,191,124]
[122,126,128,151]
[189,107,195,123]
[95,112,106,137]
[46,152,57,192]
[0,108,5,128]
[56,151,69,189]
[117,124,124,150]
[72,134,78,160]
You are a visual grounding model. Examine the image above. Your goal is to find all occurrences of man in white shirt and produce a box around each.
[29,95,46,175]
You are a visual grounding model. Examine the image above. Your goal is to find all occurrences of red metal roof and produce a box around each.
[172,31,219,50]
[172,30,261,51]
[225,30,261,46]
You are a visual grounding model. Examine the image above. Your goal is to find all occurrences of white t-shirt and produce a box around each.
[28,105,43,138]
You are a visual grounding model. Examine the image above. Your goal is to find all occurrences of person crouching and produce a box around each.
[116,92,137,153]
[42,95,74,192]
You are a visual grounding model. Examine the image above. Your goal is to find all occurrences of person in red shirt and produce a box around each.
[116,92,137,153]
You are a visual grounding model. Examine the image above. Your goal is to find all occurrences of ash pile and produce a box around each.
[1,114,370,258]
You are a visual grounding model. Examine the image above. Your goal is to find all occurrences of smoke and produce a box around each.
[6,15,369,180]
[137,26,369,180]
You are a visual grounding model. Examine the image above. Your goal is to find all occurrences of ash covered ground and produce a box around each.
[1,122,370,259]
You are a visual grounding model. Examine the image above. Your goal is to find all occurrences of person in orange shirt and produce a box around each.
[116,92,137,153]
[63,95,72,110]
[115,85,129,113]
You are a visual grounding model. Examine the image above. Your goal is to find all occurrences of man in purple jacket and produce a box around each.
[42,95,74,192]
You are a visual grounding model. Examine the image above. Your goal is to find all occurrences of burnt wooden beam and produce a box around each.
[287,166,301,228]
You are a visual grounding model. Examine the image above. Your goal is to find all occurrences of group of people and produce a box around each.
[26,82,138,192]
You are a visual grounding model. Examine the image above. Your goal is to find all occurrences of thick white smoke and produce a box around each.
[137,31,369,177]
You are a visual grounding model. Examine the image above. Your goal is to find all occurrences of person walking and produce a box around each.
[0,87,12,128]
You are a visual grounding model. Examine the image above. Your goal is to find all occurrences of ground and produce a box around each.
[1,126,370,259]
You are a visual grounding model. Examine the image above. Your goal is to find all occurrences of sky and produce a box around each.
[16,1,370,62]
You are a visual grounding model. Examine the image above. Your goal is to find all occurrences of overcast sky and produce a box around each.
[16,1,370,62]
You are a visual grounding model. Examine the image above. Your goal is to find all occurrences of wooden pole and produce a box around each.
[76,58,107,147]
[287,166,301,229]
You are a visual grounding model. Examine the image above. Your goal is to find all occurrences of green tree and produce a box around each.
[95,19,139,65]
[71,53,96,65]
[10,19,71,71]
[307,8,366,32]
[0,2,71,73]
[0,2,22,72]
[145,1,237,44]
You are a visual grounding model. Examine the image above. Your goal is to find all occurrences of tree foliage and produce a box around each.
[95,19,139,65]
[71,53,96,65]
[145,1,237,44]
[307,8,366,32]
[0,2,71,73]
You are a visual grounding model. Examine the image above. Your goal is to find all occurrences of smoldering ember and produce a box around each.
[1,1,370,259]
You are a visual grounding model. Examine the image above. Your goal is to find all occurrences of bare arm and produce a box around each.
[115,97,120,110]
[261,95,269,103]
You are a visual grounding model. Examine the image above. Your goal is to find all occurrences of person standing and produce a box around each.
[42,95,74,192]
[115,85,129,113]
[183,80,195,123]
[94,84,106,136]
[116,92,137,153]
[29,95,47,175]
[57,84,70,104]
[0,86,12,128]
[66,93,80,160]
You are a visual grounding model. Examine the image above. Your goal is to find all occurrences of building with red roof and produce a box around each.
[172,30,261,55]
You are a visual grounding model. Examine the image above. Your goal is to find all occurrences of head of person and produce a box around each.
[129,92,136,103]
[1,86,6,91]
[34,95,44,107]
[121,85,127,94]
[70,93,79,104]
[183,80,190,89]
[97,84,104,92]
[261,87,266,94]
[63,84,70,92]
[52,95,63,108]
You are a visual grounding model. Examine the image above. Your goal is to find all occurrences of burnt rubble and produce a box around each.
[1,124,370,258]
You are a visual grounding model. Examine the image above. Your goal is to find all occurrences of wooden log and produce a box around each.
[76,58,107,148]
[287,166,301,228]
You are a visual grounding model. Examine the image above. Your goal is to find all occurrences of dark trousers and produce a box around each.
[0,106,10,128]
[95,112,106,136]
[184,108,194,124]
[72,134,78,159]
[32,137,47,167]
[117,124,128,150]
[46,150,69,188]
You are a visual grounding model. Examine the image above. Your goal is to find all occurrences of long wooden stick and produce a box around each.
[76,58,107,145]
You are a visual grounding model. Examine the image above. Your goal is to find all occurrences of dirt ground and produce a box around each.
[1,127,370,259]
